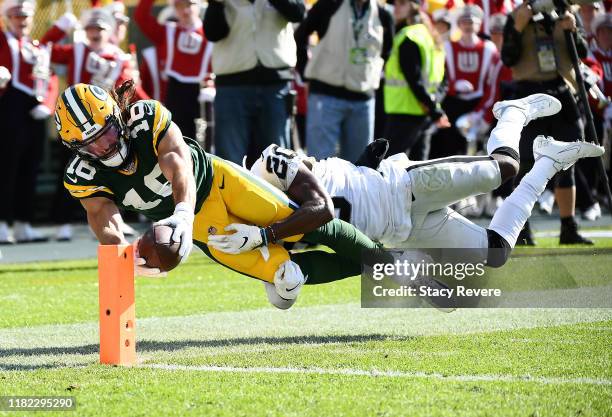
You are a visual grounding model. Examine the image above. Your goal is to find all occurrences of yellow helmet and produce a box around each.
[55,83,130,168]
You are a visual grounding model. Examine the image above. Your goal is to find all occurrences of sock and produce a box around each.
[486,107,526,156]
[488,157,557,247]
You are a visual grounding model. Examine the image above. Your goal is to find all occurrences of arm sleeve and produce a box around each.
[203,2,230,41]
[134,0,165,45]
[267,0,306,23]
[398,38,438,117]
[573,12,589,59]
[50,44,73,65]
[39,25,69,44]
[150,101,173,154]
[64,159,115,200]
[379,6,394,61]
[501,15,523,67]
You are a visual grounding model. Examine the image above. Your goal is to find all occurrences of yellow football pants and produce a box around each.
[193,157,302,283]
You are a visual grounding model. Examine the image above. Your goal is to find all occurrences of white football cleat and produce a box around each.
[582,202,602,221]
[493,94,562,126]
[533,136,605,172]
[0,221,14,244]
[56,223,73,242]
[14,222,49,243]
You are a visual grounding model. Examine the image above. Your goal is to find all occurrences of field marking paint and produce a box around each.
[141,363,612,386]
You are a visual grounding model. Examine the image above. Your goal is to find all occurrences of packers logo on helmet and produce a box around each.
[55,83,131,169]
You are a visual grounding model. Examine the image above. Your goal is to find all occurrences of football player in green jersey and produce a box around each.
[55,81,390,306]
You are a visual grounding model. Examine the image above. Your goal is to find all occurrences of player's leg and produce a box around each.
[487,93,562,181]
[266,219,391,309]
[408,156,502,229]
[210,156,302,238]
[487,136,604,266]
[292,218,388,284]
[408,94,563,226]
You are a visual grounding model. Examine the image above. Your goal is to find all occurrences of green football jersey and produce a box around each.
[64,100,212,221]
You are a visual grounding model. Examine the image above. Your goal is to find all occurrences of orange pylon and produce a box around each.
[98,244,136,366]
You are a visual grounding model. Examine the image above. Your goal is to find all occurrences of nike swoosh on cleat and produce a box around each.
[239,236,248,249]
[285,283,301,292]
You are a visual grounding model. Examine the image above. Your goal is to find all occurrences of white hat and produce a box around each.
[592,13,612,34]
[104,2,129,24]
[157,5,176,24]
[2,0,35,17]
[432,8,452,25]
[456,4,484,22]
[81,8,116,32]
[489,13,507,33]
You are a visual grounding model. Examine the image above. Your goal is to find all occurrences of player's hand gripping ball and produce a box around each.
[136,225,182,273]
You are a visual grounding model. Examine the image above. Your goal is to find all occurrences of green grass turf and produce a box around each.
[0,239,611,416]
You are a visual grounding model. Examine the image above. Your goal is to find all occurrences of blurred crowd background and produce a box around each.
[0,0,610,245]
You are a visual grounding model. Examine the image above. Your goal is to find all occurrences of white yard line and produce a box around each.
[141,363,612,386]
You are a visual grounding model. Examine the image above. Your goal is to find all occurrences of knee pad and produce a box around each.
[264,281,296,310]
[486,229,512,268]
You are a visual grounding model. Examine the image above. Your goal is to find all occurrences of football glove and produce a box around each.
[0,66,11,89]
[207,223,264,255]
[274,260,306,300]
[154,202,194,262]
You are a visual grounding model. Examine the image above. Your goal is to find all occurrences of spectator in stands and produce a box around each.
[579,2,604,45]
[0,0,63,243]
[466,0,517,38]
[204,0,304,164]
[47,8,148,98]
[383,0,448,160]
[46,7,145,240]
[136,0,212,141]
[502,2,593,244]
[295,0,394,162]
[105,1,130,46]
[430,5,498,158]
[432,8,452,42]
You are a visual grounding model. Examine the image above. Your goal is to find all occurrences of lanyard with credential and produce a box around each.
[350,0,369,65]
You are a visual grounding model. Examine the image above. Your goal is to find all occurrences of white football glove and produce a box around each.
[207,223,265,255]
[0,66,11,89]
[55,12,78,32]
[30,104,51,120]
[154,202,194,262]
[273,260,306,300]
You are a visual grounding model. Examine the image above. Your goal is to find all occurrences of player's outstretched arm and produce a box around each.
[81,197,128,245]
[156,122,196,210]
[208,163,334,255]
[155,122,196,261]
[272,164,334,241]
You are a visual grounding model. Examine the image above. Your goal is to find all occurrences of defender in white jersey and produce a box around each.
[251,94,604,273]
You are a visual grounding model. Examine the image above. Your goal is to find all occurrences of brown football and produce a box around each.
[137,225,182,272]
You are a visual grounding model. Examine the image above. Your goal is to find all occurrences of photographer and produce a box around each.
[502,2,593,244]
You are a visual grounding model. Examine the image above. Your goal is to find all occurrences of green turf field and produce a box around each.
[1,238,611,417]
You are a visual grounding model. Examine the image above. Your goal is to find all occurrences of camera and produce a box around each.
[529,0,600,14]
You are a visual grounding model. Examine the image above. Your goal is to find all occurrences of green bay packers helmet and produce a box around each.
[55,83,131,169]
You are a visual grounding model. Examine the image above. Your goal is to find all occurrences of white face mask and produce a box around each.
[99,138,129,168]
